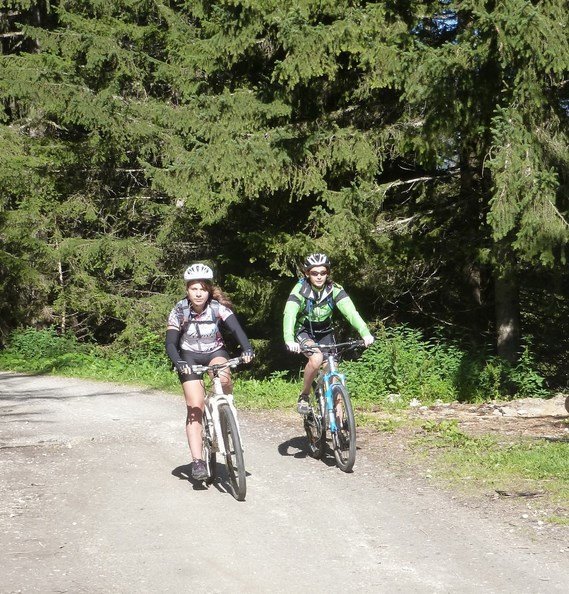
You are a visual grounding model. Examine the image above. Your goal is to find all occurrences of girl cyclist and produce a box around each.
[283,253,374,414]
[165,263,253,481]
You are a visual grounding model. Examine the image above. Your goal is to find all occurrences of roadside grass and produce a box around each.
[234,372,298,409]
[0,347,299,409]
[356,412,406,432]
[412,420,569,522]
[0,349,182,392]
[547,516,569,526]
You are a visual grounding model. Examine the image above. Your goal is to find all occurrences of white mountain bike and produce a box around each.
[190,357,247,501]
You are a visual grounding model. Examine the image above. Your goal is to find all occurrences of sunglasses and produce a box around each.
[309,270,328,277]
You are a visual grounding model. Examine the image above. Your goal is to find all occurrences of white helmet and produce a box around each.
[183,263,214,282]
[304,253,331,271]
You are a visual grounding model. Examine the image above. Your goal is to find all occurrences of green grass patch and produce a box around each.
[1,326,551,412]
[546,516,569,526]
[1,348,182,391]
[344,325,548,406]
[356,412,404,432]
[0,347,299,409]
[0,327,300,408]
[234,371,298,409]
[414,420,569,516]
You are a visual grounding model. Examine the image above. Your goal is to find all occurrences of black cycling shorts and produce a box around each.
[178,348,230,383]
[296,327,335,355]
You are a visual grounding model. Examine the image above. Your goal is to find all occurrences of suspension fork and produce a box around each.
[206,377,242,456]
[323,369,346,434]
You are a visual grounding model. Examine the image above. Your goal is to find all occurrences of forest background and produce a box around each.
[1,0,568,403]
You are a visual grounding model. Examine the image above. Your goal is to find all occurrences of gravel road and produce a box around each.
[1,371,567,593]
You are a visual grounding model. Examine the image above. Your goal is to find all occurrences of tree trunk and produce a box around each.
[494,263,520,363]
[57,258,66,334]
[459,147,488,337]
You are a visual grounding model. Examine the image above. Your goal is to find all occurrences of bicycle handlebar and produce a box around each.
[299,339,366,355]
[189,356,246,375]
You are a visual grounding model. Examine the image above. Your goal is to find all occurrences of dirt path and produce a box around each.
[1,372,568,593]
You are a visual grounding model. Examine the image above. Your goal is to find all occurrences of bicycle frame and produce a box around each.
[306,340,363,433]
[301,339,363,472]
[316,355,346,434]
[191,358,243,457]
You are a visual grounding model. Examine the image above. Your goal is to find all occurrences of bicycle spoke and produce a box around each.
[219,403,246,501]
[331,384,356,472]
[304,392,325,459]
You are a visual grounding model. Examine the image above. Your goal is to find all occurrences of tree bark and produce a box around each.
[57,258,66,334]
[494,263,520,363]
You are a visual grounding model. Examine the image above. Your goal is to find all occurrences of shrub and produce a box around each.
[0,326,548,406]
[5,326,84,360]
[342,326,547,407]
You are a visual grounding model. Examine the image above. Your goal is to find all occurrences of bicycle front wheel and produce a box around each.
[331,384,356,472]
[219,403,246,501]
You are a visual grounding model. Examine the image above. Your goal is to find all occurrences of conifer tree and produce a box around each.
[399,0,569,360]
[1,0,567,373]
[0,1,177,341]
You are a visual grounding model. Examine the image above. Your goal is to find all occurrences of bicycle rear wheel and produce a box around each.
[304,392,325,459]
[219,403,246,501]
[202,434,217,485]
[331,384,356,472]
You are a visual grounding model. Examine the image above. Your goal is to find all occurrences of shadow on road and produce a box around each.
[172,463,210,492]
[277,435,338,467]
[0,371,162,402]
[277,435,307,458]
[0,372,45,381]
[171,462,251,496]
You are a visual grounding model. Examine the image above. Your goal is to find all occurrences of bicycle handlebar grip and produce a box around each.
[300,346,316,356]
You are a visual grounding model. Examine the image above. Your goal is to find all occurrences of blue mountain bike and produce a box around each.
[301,340,362,472]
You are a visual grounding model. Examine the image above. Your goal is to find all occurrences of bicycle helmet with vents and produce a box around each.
[303,253,331,271]
[183,263,214,282]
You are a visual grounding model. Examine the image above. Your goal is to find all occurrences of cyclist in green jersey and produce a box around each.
[283,253,374,414]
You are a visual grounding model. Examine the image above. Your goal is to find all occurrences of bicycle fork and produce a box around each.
[322,371,346,434]
[206,392,243,456]
[323,386,337,433]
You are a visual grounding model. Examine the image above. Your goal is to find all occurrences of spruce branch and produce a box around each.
[547,198,569,229]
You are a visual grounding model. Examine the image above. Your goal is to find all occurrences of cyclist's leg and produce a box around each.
[297,331,323,396]
[178,352,207,461]
[313,332,344,414]
[207,348,232,394]
[303,352,322,395]
[181,380,206,460]
[315,329,336,390]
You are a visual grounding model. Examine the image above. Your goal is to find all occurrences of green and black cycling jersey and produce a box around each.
[283,278,372,342]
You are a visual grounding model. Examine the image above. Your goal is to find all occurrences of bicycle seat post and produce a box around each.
[327,352,337,373]
[210,369,224,397]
